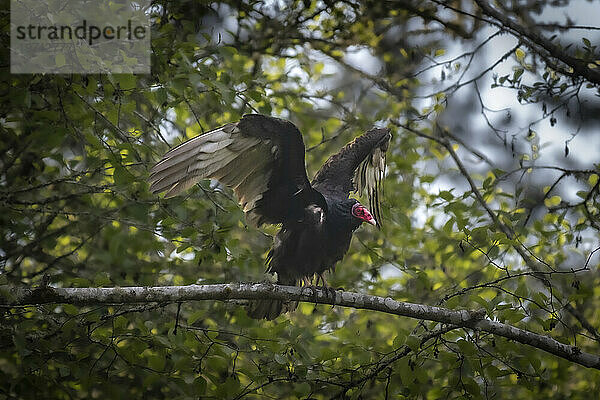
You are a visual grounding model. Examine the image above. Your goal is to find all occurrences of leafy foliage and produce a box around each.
[1,0,600,398]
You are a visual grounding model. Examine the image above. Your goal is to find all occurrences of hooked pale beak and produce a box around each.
[366,216,377,226]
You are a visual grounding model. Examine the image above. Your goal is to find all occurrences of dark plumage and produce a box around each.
[149,114,391,319]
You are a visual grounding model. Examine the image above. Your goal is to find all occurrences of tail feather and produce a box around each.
[247,276,297,320]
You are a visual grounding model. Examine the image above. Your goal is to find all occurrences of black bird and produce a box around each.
[149,114,391,319]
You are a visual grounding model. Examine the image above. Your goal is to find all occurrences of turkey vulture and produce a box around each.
[149,114,391,319]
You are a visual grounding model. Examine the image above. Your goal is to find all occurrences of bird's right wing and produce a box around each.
[311,128,391,226]
[149,114,326,227]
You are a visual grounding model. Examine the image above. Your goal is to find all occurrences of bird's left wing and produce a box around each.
[311,128,391,227]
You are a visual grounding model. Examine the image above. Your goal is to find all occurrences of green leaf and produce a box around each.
[187,310,204,325]
[583,38,591,47]
[513,68,524,81]
[544,195,561,207]
[406,335,420,352]
[439,190,454,201]
[515,48,526,61]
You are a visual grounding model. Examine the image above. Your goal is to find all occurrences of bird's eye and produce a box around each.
[352,204,364,218]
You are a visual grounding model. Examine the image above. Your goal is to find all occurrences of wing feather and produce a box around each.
[149,124,240,194]
[150,148,239,194]
[354,145,387,225]
[149,114,326,226]
[312,128,391,227]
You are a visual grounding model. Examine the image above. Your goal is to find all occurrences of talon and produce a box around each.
[316,273,329,288]
[302,276,313,287]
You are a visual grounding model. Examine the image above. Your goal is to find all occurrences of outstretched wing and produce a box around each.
[149,114,326,227]
[311,128,391,227]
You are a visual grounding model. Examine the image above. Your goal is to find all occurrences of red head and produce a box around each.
[351,203,377,226]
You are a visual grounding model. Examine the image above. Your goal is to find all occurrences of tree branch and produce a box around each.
[395,120,600,341]
[2,283,599,369]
